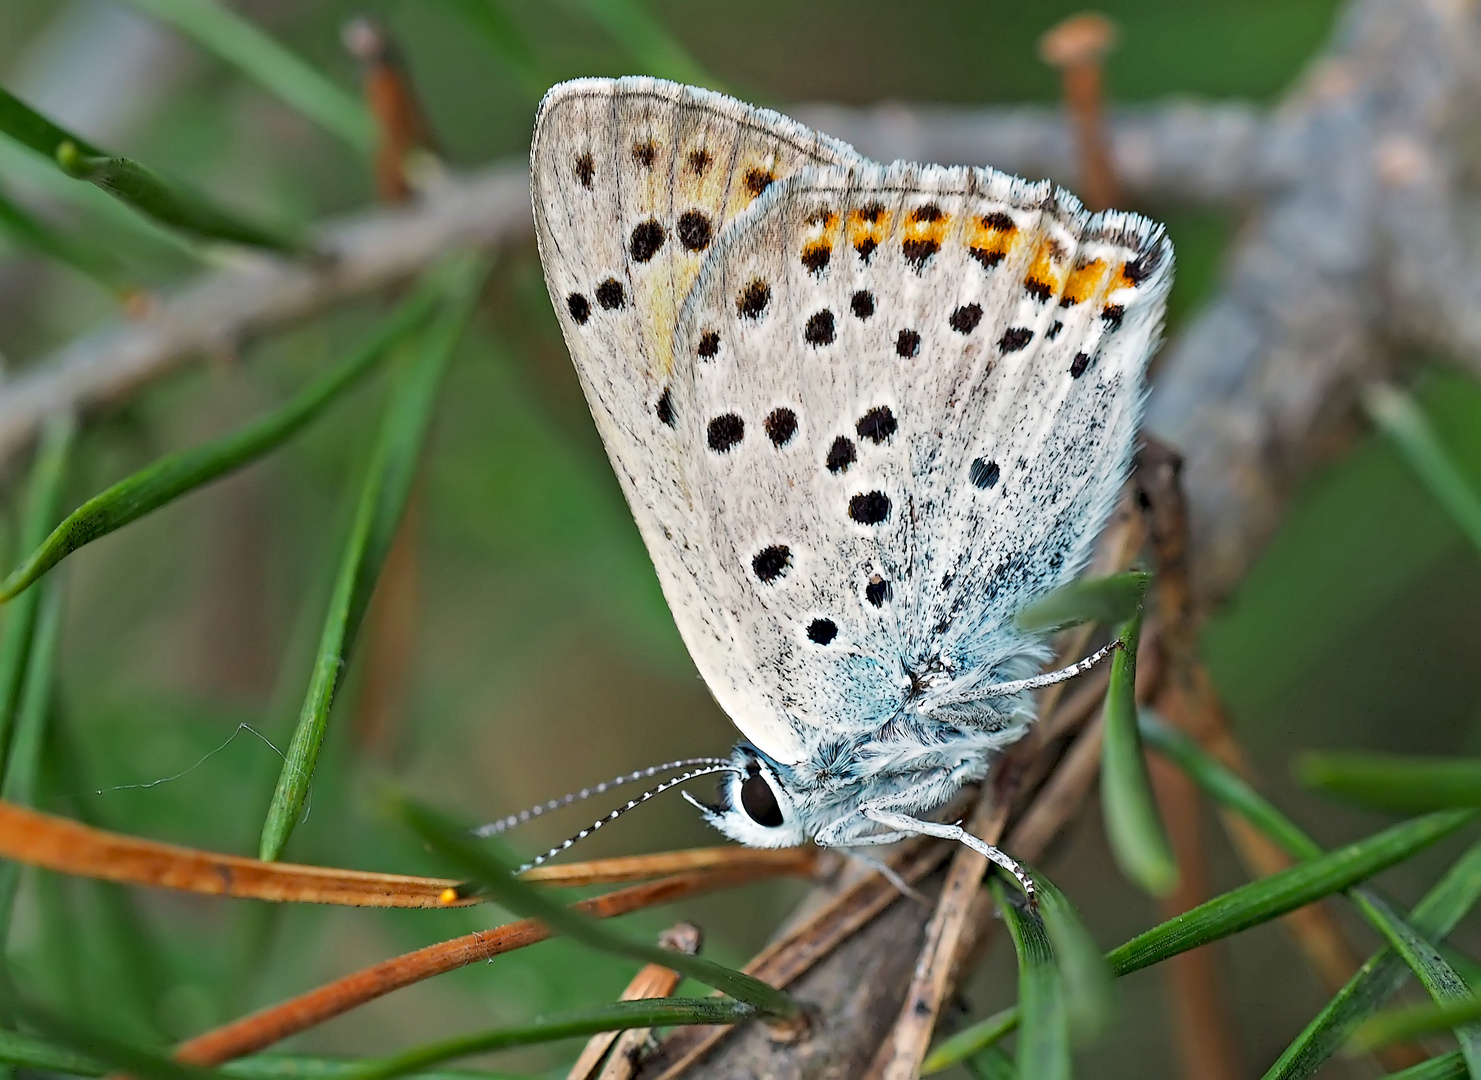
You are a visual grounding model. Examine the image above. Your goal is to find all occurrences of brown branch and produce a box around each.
[568,923,700,1080]
[175,871,778,1067]
[642,836,955,1080]
[870,783,1014,1080]
[0,801,815,904]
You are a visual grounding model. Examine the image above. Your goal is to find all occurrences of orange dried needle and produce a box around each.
[1039,13,1121,212]
[343,15,435,203]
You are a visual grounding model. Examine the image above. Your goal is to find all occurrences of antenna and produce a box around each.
[514,762,739,873]
[472,757,730,837]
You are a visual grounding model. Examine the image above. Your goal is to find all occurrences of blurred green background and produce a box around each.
[2,0,1480,1076]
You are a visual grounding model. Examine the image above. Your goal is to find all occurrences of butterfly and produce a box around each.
[523,76,1172,889]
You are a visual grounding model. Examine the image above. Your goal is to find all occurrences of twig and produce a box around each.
[871,780,1015,1080]
[0,801,815,904]
[1132,440,1244,1080]
[174,873,766,1067]
[567,923,700,1080]
[642,837,955,1080]
[1038,13,1120,211]
[1136,438,1425,1072]
[343,15,437,204]
[0,163,530,469]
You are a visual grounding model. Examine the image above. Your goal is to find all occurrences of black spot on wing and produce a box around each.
[629,219,665,263]
[737,279,770,319]
[826,437,856,474]
[848,491,891,524]
[970,458,1000,489]
[677,210,713,252]
[901,238,940,269]
[949,304,983,333]
[566,293,590,324]
[807,619,837,645]
[707,413,744,453]
[596,279,625,310]
[752,545,791,583]
[574,153,594,188]
[805,310,836,346]
[765,407,797,446]
[856,406,896,444]
[998,327,1032,352]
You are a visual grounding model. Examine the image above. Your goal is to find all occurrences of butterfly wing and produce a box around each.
[531,78,864,763]
[671,161,1172,754]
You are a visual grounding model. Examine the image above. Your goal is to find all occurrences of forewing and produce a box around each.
[531,78,863,763]
[673,161,1172,750]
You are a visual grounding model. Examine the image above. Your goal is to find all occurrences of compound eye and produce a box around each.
[740,770,784,827]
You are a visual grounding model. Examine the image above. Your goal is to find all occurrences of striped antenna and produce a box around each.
[515,763,740,873]
[472,758,731,838]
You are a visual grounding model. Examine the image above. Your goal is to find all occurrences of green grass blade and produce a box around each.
[1384,1051,1468,1080]
[0,88,301,251]
[1261,839,1481,1080]
[0,982,213,1080]
[1355,891,1481,1073]
[1108,810,1474,977]
[1365,383,1481,557]
[1033,870,1115,1039]
[228,1060,528,1080]
[924,1008,1019,1073]
[1143,712,1481,1079]
[1142,713,1319,860]
[0,576,64,931]
[54,141,301,251]
[1100,609,1178,896]
[123,0,374,153]
[1441,943,1481,989]
[0,414,74,774]
[342,998,753,1080]
[1298,752,1481,813]
[259,259,484,861]
[0,137,198,262]
[965,1047,1019,1080]
[436,0,549,99]
[1356,998,1481,1054]
[0,1028,527,1080]
[1014,571,1151,633]
[0,279,444,604]
[0,182,123,288]
[564,0,719,87]
[0,1027,104,1076]
[927,811,1477,1075]
[394,794,796,1016]
[990,879,1068,1080]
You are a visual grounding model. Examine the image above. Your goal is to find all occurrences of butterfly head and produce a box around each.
[684,743,809,848]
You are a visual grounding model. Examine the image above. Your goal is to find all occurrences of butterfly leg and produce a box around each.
[847,849,928,902]
[862,808,1036,907]
[976,638,1122,699]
